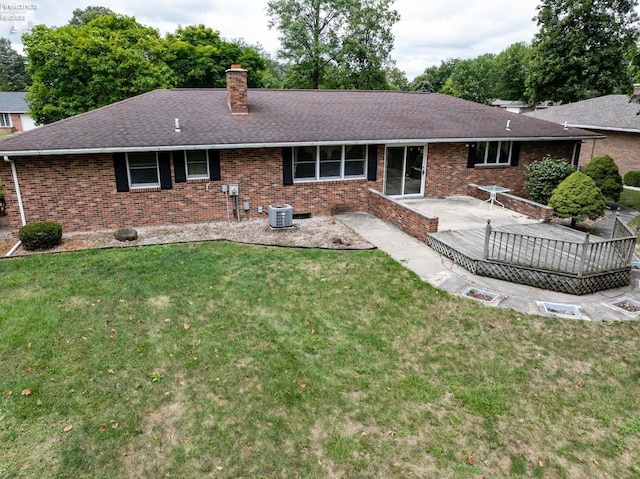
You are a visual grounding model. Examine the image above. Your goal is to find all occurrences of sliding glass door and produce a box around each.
[384,146,424,196]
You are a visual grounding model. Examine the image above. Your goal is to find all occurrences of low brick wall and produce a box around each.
[467,184,553,222]
[368,189,439,242]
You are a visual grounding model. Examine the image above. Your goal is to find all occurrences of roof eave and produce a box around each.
[563,124,640,134]
[0,135,602,157]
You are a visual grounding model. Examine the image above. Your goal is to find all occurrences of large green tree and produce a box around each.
[440,54,498,104]
[24,13,174,124]
[163,25,267,88]
[0,38,30,91]
[527,0,640,104]
[68,6,114,25]
[494,42,530,101]
[267,0,399,89]
[410,59,459,93]
[336,0,399,89]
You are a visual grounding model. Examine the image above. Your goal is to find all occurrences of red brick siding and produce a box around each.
[467,183,553,221]
[2,149,375,233]
[579,131,640,175]
[1,141,576,234]
[368,189,439,241]
[425,141,577,198]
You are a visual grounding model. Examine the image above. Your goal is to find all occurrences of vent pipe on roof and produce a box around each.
[226,64,249,115]
[174,118,181,132]
[505,120,511,131]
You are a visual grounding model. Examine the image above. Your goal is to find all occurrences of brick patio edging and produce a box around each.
[368,189,439,241]
[467,183,553,221]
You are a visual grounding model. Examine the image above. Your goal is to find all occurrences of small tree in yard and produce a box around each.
[548,171,605,227]
[525,156,575,205]
[582,154,623,202]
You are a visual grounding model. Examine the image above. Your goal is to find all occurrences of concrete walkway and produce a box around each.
[337,197,640,321]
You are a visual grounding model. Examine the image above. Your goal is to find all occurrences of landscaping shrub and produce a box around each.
[18,221,63,250]
[524,156,575,205]
[582,154,623,202]
[623,170,640,187]
[548,171,605,227]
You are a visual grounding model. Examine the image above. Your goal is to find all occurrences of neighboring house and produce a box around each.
[0,92,36,135]
[0,66,599,234]
[525,93,640,174]
[490,100,533,114]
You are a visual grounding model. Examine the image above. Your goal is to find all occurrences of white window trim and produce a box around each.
[0,113,12,128]
[185,150,210,180]
[476,141,512,166]
[293,145,367,182]
[126,152,160,189]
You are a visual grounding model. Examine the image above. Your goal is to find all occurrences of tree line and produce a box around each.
[0,1,638,125]
[410,0,640,104]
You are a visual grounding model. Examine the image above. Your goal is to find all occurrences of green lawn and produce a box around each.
[620,187,640,211]
[1,241,639,478]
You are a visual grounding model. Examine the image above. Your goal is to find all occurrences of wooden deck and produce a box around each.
[428,222,633,295]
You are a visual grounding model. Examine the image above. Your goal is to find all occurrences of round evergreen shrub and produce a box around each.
[623,170,640,187]
[582,155,623,202]
[524,156,575,205]
[548,171,605,227]
[18,221,63,250]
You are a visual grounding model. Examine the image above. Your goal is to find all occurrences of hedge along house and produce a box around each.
[0,65,600,235]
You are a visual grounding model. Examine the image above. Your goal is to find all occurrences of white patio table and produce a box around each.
[478,185,510,209]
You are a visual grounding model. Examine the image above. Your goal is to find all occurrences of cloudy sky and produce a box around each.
[0,0,629,80]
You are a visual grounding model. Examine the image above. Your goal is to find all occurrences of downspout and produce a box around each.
[3,155,26,256]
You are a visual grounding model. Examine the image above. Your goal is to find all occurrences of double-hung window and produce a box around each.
[127,152,159,188]
[185,150,209,179]
[293,145,367,181]
[0,113,11,127]
[475,141,512,165]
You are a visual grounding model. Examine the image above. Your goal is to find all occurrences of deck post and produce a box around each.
[483,220,492,259]
[578,233,590,277]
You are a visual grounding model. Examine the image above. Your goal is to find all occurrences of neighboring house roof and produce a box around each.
[0,91,28,114]
[0,89,600,157]
[524,95,640,134]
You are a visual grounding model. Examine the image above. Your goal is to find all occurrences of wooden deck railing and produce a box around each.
[483,217,636,277]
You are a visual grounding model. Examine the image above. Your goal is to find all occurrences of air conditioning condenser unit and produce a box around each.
[268,204,293,228]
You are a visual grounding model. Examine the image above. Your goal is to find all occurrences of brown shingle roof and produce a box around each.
[0,89,600,156]
[524,95,640,133]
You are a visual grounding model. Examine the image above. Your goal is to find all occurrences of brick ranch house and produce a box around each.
[525,88,640,175]
[0,66,600,236]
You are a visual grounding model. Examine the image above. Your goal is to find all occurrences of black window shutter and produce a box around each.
[208,150,221,181]
[511,142,521,166]
[174,150,186,183]
[283,147,293,186]
[158,152,172,190]
[573,142,582,166]
[467,143,477,168]
[113,152,129,192]
[367,144,378,181]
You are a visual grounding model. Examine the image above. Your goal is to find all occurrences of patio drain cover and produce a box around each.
[542,302,583,318]
[609,298,640,315]
[462,287,499,303]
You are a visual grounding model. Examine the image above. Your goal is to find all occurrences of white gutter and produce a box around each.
[561,124,640,134]
[0,135,605,157]
[3,155,26,257]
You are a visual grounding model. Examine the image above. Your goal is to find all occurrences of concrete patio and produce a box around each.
[398,195,540,231]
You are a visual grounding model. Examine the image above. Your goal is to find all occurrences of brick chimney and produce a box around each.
[226,64,248,115]
[634,83,640,96]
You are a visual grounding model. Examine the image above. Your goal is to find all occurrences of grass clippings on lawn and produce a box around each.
[1,241,639,479]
